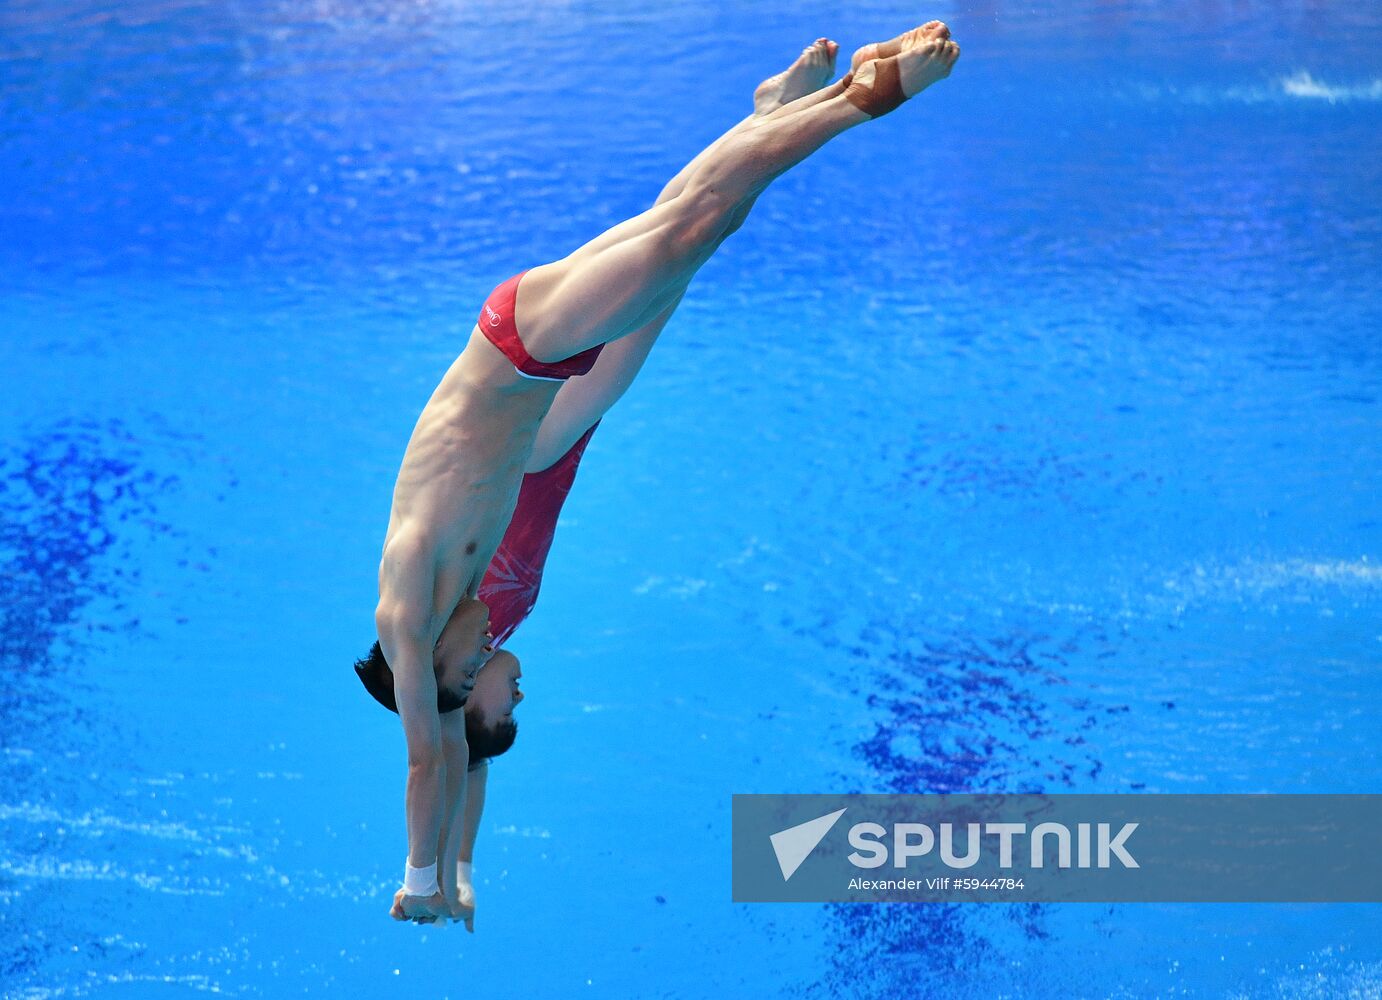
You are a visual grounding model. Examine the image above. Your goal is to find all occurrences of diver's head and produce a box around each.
[353,597,494,714]
[433,597,494,703]
[463,648,523,763]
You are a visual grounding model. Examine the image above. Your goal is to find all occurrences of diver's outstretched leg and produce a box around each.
[513,26,960,364]
[524,41,844,471]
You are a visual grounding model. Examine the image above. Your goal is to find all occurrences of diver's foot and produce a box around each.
[843,27,959,117]
[753,38,839,115]
[849,20,950,72]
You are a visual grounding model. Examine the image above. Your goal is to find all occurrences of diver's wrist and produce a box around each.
[403,859,439,897]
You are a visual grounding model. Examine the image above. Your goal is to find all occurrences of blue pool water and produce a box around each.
[2,1,1380,996]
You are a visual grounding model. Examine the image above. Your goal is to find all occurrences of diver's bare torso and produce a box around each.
[381,327,561,628]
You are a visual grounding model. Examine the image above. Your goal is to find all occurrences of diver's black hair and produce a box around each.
[353,641,518,766]
[353,640,467,715]
[465,709,518,765]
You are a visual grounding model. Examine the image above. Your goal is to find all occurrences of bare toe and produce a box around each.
[844,24,961,115]
[755,38,841,114]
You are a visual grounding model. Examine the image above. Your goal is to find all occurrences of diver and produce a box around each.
[351,23,961,927]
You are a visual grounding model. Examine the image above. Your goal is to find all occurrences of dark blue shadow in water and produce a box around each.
[0,418,178,985]
[810,620,1121,997]
[0,419,173,675]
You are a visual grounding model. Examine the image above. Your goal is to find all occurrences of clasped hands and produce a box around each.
[390,876,476,932]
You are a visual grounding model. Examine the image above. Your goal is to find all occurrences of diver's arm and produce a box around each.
[436,709,472,923]
[376,586,449,922]
[380,623,445,862]
[458,758,488,867]
[447,758,487,931]
[525,293,683,473]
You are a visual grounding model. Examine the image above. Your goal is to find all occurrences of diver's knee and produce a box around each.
[665,184,737,255]
[720,203,752,239]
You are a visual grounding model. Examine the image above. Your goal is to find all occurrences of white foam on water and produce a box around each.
[1132,555,1382,625]
[0,801,218,844]
[1126,72,1382,105]
[633,574,710,598]
[1279,71,1382,102]
[97,972,228,996]
[1167,556,1382,598]
[492,823,552,839]
[1225,954,1382,1000]
[0,856,225,896]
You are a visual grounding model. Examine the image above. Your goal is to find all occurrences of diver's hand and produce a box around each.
[444,886,474,933]
[454,872,475,933]
[390,888,450,924]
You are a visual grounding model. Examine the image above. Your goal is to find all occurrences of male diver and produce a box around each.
[353,24,961,927]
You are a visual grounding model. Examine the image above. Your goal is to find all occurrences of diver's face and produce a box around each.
[465,650,523,724]
[433,598,494,699]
